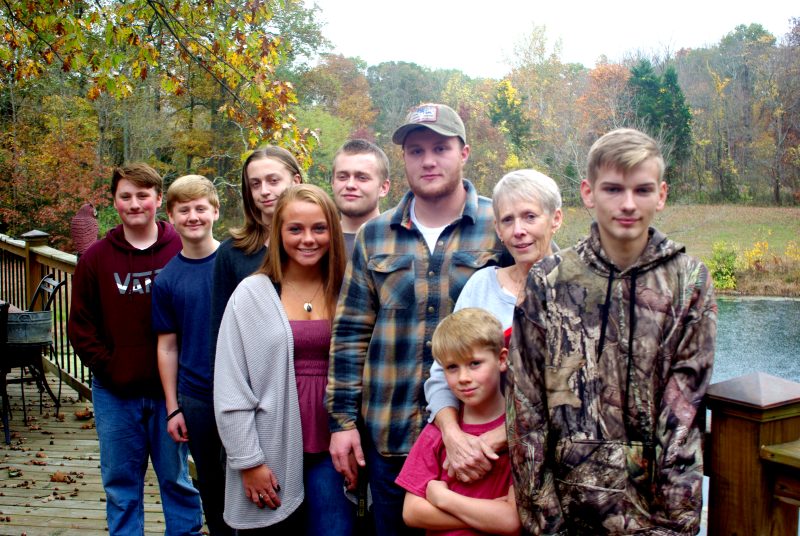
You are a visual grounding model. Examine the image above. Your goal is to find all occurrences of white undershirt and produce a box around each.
[410,198,447,253]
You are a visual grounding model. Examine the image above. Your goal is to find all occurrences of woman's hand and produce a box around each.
[241,464,281,509]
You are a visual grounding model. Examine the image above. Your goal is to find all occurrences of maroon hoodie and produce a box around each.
[68,221,181,397]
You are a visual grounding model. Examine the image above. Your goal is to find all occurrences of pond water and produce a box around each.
[712,297,800,384]
[701,296,800,535]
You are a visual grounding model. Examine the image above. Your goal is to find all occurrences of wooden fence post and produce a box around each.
[21,229,49,310]
[706,372,800,535]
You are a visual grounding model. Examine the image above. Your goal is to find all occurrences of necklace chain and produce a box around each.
[284,280,323,313]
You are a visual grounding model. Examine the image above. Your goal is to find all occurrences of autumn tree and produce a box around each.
[439,73,508,196]
[0,0,325,238]
[367,61,447,144]
[508,24,587,202]
[295,106,352,187]
[298,54,377,134]
[753,20,800,204]
[490,79,532,153]
[0,88,109,247]
[577,63,634,140]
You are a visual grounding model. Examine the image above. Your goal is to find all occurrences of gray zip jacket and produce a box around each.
[214,274,304,529]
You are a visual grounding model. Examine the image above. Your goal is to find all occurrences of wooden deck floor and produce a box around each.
[0,371,178,536]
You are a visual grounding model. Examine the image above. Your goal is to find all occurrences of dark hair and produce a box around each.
[230,146,303,254]
[111,163,163,196]
[260,184,346,320]
[332,139,390,181]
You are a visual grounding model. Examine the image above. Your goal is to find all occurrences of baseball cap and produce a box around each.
[392,103,467,146]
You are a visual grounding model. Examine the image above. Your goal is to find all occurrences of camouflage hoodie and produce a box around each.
[507,223,716,535]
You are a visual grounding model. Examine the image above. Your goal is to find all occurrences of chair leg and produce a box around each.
[49,345,62,417]
[1,371,10,445]
[26,349,60,415]
[20,367,28,426]
[33,362,59,414]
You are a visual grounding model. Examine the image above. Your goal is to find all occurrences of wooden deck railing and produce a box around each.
[1,230,91,399]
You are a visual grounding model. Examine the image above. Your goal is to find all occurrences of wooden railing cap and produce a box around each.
[706,372,800,409]
[20,230,49,240]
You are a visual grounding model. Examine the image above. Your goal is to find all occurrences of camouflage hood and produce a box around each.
[577,222,686,277]
[507,223,716,535]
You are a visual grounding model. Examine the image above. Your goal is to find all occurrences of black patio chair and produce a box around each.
[1,275,66,443]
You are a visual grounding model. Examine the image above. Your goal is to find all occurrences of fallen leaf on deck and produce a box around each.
[50,471,75,483]
[74,408,93,420]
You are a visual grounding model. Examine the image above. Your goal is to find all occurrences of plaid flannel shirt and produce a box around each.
[326,180,506,455]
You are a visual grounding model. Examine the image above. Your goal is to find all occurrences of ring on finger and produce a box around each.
[258,493,264,500]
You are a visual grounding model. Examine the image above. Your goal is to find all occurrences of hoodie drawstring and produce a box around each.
[597,266,615,361]
[624,268,638,440]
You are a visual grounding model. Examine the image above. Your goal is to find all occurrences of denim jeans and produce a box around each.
[92,378,203,535]
[363,435,424,536]
[180,393,233,536]
[303,452,356,535]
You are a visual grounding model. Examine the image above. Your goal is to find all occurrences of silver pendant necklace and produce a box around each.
[286,280,323,313]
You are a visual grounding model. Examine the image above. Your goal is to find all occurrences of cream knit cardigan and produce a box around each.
[213,274,304,529]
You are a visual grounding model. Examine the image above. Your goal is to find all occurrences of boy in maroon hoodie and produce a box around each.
[69,163,203,535]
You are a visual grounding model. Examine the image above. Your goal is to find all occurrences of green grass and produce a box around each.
[557,204,800,261]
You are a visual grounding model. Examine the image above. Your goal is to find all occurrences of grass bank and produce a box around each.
[557,205,800,297]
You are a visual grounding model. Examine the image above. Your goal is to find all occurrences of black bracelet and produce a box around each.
[166,408,183,422]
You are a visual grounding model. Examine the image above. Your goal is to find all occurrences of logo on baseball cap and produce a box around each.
[392,103,466,146]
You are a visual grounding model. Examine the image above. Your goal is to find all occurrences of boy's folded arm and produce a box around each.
[402,491,469,531]
[427,481,520,536]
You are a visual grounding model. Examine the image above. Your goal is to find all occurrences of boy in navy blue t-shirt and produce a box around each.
[152,175,232,535]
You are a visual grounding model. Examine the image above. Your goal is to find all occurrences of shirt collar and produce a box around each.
[390,179,479,230]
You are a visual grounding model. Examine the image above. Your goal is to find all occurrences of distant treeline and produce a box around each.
[1,2,797,249]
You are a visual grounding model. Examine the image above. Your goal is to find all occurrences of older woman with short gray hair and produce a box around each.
[424,169,563,482]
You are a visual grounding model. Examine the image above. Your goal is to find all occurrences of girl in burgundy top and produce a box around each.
[221,184,354,535]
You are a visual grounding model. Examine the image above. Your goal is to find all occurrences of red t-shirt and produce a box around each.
[395,414,512,536]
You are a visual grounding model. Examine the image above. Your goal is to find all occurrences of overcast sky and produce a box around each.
[307,0,797,78]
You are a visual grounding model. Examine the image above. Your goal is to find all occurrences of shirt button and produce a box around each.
[425,340,432,347]
[428,271,435,277]
[427,306,434,313]
[437,240,444,246]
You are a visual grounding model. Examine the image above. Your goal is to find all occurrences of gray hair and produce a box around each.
[492,169,562,220]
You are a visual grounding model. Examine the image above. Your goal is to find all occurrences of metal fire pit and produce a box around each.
[6,311,52,345]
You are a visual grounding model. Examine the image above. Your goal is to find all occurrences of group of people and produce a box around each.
[68,102,716,536]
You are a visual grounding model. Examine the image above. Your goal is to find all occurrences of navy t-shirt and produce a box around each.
[152,251,217,401]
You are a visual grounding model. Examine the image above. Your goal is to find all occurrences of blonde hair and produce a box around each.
[230,146,304,254]
[432,308,504,366]
[166,174,219,213]
[259,184,346,319]
[586,128,665,184]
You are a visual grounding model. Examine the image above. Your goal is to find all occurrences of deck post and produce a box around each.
[706,372,800,535]
[20,230,49,310]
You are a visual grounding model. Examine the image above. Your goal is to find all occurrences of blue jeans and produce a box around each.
[363,435,423,536]
[181,393,233,536]
[304,452,356,535]
[93,378,203,535]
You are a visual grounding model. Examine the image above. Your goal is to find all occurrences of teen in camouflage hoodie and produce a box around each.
[507,222,716,535]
